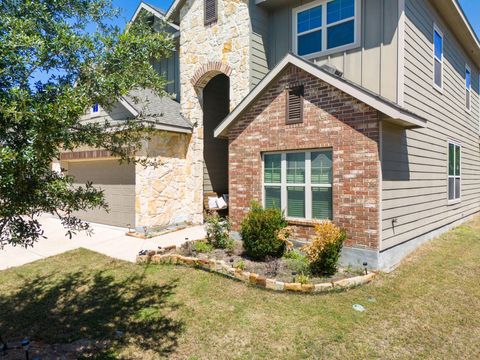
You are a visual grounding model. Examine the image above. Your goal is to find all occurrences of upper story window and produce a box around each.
[465,65,471,111]
[433,24,443,90]
[92,103,99,114]
[204,0,217,25]
[293,0,360,59]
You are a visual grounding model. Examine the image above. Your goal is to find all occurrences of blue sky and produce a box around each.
[115,0,480,37]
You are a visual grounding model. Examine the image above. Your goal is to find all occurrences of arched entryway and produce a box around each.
[202,73,230,197]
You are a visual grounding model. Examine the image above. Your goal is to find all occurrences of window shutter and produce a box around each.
[286,85,304,124]
[204,0,217,25]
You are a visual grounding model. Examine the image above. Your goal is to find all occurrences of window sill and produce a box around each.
[447,198,461,206]
[287,218,320,227]
[298,42,360,61]
[432,84,443,94]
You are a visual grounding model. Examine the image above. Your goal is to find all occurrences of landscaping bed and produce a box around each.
[178,240,366,284]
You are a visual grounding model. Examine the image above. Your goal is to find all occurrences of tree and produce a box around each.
[0,0,174,248]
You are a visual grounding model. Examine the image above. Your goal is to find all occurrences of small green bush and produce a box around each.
[193,240,214,254]
[234,260,245,270]
[296,273,310,285]
[240,201,289,260]
[284,251,310,275]
[205,214,232,249]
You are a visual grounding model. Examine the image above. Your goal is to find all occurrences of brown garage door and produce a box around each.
[67,160,135,228]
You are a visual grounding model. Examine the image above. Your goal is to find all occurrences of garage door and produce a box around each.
[67,160,135,228]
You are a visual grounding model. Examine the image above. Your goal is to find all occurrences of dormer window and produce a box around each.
[293,0,360,58]
[92,103,99,114]
[204,0,217,25]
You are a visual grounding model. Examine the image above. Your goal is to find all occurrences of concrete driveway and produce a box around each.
[0,215,206,270]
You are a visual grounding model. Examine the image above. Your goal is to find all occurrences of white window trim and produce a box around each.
[262,149,333,221]
[292,0,361,60]
[432,23,444,93]
[465,64,471,112]
[447,140,461,205]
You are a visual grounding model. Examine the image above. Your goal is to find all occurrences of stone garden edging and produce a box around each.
[136,250,376,294]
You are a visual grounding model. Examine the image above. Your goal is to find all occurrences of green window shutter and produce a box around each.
[311,150,332,184]
[312,187,332,220]
[287,153,305,184]
[265,186,281,209]
[287,186,305,218]
[264,154,281,183]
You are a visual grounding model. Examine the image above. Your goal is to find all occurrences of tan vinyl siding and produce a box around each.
[80,102,134,124]
[264,0,399,102]
[249,3,270,88]
[381,0,480,250]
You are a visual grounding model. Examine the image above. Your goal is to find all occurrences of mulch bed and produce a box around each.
[176,240,364,284]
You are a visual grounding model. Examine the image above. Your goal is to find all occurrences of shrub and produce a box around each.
[297,273,310,285]
[301,221,346,276]
[193,240,214,254]
[283,250,310,275]
[240,201,289,260]
[205,214,232,249]
[234,260,245,270]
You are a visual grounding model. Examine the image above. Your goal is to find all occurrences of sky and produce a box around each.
[114,0,480,38]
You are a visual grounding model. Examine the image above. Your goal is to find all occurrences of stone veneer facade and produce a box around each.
[135,132,194,228]
[176,0,252,226]
[227,66,381,250]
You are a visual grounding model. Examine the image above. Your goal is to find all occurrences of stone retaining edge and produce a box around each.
[136,252,376,294]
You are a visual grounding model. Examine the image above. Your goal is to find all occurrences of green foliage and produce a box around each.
[192,240,213,254]
[283,249,305,261]
[302,221,347,276]
[296,273,310,285]
[225,238,236,254]
[240,201,288,260]
[205,214,232,249]
[233,260,245,270]
[0,0,174,247]
[285,256,310,274]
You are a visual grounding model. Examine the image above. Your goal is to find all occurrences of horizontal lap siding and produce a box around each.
[250,3,269,88]
[381,0,480,250]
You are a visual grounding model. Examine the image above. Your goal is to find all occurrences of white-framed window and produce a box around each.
[293,0,361,59]
[465,65,471,111]
[263,150,333,220]
[92,103,99,114]
[448,141,461,202]
[433,24,443,91]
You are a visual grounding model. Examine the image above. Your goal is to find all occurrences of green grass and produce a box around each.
[2,218,480,359]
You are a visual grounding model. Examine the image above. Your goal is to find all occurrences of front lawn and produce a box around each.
[1,218,480,359]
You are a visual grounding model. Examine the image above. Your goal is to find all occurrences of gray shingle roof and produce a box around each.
[123,89,192,132]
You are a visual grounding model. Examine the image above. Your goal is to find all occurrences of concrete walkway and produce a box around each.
[0,215,206,270]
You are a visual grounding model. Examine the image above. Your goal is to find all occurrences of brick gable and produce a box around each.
[228,65,381,250]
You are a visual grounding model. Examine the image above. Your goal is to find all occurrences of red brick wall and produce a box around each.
[228,66,380,250]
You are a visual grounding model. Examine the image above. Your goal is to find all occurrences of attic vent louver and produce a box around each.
[204,0,217,25]
[320,64,343,77]
[286,85,304,125]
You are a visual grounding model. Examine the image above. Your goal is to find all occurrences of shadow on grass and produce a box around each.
[0,267,184,357]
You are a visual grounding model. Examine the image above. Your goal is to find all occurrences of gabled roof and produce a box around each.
[130,2,180,32]
[122,89,192,133]
[164,0,185,22]
[214,53,427,138]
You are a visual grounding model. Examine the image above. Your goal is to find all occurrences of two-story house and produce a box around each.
[60,0,480,271]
